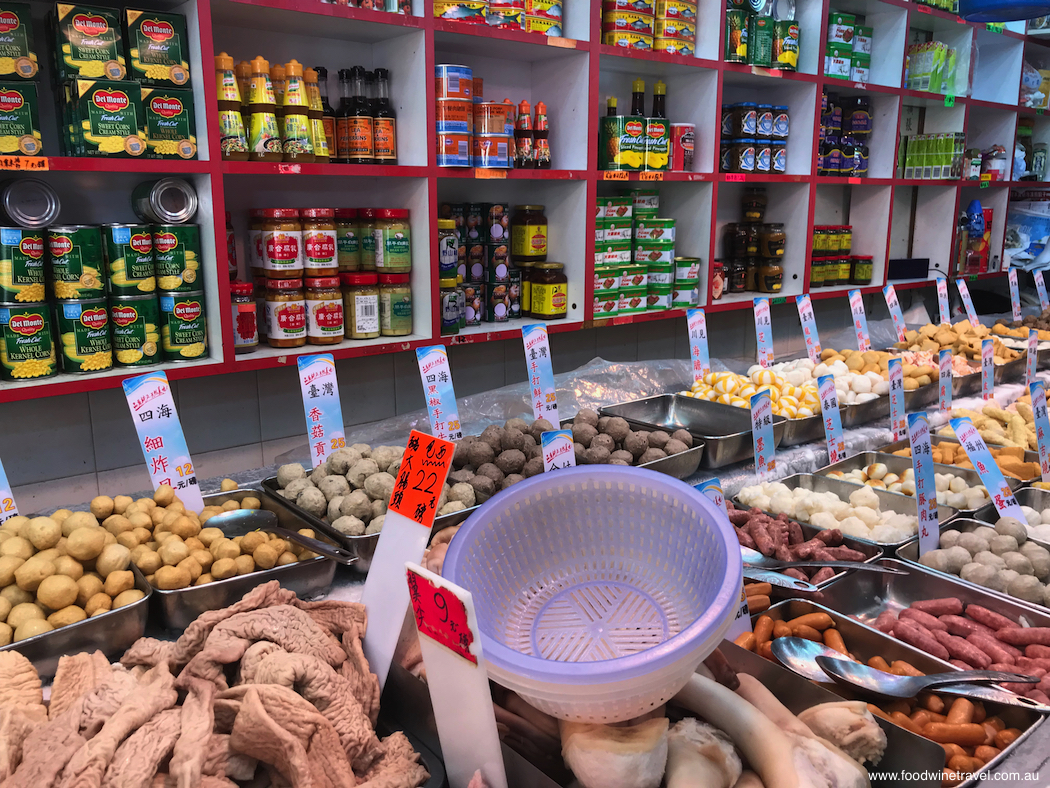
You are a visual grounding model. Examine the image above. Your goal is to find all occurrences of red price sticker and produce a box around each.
[407,567,477,664]
[725,173,746,182]
[602,170,629,180]
[640,171,664,181]
[278,163,301,174]
[475,168,507,179]
[917,5,931,11]
[0,156,48,171]
[848,177,860,184]
[389,430,455,527]
[548,36,576,48]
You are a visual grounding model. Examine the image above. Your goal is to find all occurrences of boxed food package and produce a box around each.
[124,9,190,87]
[0,80,40,154]
[49,3,126,83]
[141,86,196,158]
[0,3,39,79]
[64,78,146,157]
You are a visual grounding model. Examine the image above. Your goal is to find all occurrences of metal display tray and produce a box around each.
[995,352,1028,385]
[733,473,959,547]
[815,451,1021,514]
[875,435,1042,484]
[973,487,1050,531]
[904,381,938,411]
[151,489,337,631]
[1,564,151,679]
[758,598,1039,788]
[841,392,890,429]
[600,395,787,469]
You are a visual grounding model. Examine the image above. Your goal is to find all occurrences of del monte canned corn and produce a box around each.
[110,293,159,366]
[152,223,199,292]
[55,297,112,373]
[159,289,206,361]
[104,222,155,294]
[0,302,55,380]
[0,226,43,302]
[48,225,105,298]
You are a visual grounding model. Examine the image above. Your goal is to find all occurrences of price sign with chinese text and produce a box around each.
[541,429,577,473]
[937,277,951,324]
[406,563,509,788]
[951,417,1026,521]
[695,477,729,517]
[956,278,979,327]
[521,324,558,424]
[883,285,908,342]
[1037,272,1050,312]
[796,294,822,363]
[889,358,905,441]
[817,374,845,464]
[388,431,455,526]
[0,457,16,522]
[122,372,204,513]
[297,354,345,468]
[848,289,871,352]
[1029,330,1039,390]
[1031,382,1050,483]
[687,308,711,381]
[753,297,773,367]
[415,346,463,441]
[981,338,994,401]
[907,412,939,556]
[939,349,953,412]
[750,390,775,478]
[1009,268,1023,322]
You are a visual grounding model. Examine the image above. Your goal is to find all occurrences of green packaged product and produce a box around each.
[647,263,674,285]
[141,86,196,158]
[772,20,799,71]
[0,81,40,155]
[54,297,112,373]
[619,286,647,314]
[110,294,159,366]
[724,9,747,62]
[747,15,773,68]
[47,225,105,298]
[646,283,672,310]
[159,289,206,361]
[0,302,54,380]
[633,217,675,242]
[0,3,38,79]
[0,226,42,302]
[66,78,147,157]
[593,266,621,294]
[644,117,670,171]
[593,291,618,318]
[50,3,125,83]
[633,242,675,264]
[152,223,200,291]
[599,115,644,171]
[124,9,190,87]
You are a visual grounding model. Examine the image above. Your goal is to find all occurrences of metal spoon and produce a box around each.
[743,566,819,592]
[741,545,908,575]
[815,655,1040,698]
[206,509,357,565]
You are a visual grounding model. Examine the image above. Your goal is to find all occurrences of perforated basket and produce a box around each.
[443,465,742,723]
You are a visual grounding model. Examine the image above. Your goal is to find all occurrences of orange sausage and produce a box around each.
[753,616,774,645]
[947,755,981,774]
[946,698,974,725]
[942,766,964,787]
[891,660,924,677]
[974,745,1001,762]
[922,693,946,714]
[981,723,998,746]
[868,655,892,672]
[984,716,1006,732]
[734,632,756,651]
[788,612,834,630]
[773,621,792,639]
[911,710,933,729]
[941,742,967,761]
[925,710,947,723]
[867,703,892,721]
[891,711,924,735]
[994,728,1022,749]
[823,628,848,655]
[923,723,990,746]
[792,624,823,641]
[884,699,912,716]
[757,640,774,660]
[745,582,772,597]
[748,595,771,614]
[971,701,986,724]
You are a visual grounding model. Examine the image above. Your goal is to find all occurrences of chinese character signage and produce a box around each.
[541,429,576,473]
[297,354,345,468]
[936,277,951,325]
[950,417,1026,521]
[906,412,939,556]
[388,430,456,527]
[939,349,952,412]
[817,374,845,464]
[1038,271,1050,312]
[0,457,16,522]
[795,295,822,363]
[521,324,558,424]
[750,390,775,478]
[956,278,979,327]
[1031,382,1050,483]
[848,289,870,352]
[981,338,994,401]
[415,346,463,441]
[687,308,711,381]
[888,358,905,441]
[695,477,728,517]
[1009,268,1023,322]
[883,284,907,342]
[753,297,773,368]
[407,565,477,665]
[122,371,203,512]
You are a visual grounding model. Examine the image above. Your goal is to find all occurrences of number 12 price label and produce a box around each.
[1031,382,1050,483]
[950,417,1026,521]
[906,412,939,556]
[415,346,463,441]
[297,354,345,468]
[817,374,845,464]
[848,289,870,352]
[888,358,905,441]
[956,278,979,327]
[0,457,16,522]
[687,308,711,381]
[750,390,776,478]
[753,297,773,368]
[981,338,994,401]
[521,324,558,424]
[883,284,907,342]
[795,295,822,363]
[1009,268,1023,322]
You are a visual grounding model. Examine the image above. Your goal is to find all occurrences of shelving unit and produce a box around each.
[0,0,1045,404]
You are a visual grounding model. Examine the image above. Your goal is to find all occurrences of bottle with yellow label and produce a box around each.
[247,57,281,162]
[282,60,314,163]
[530,262,567,319]
[215,52,248,161]
[304,67,330,163]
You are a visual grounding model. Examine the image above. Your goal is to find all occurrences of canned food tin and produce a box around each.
[604,219,632,242]
[594,218,607,244]
[654,17,695,41]
[672,281,699,307]
[620,264,648,289]
[436,98,473,134]
[152,224,201,292]
[110,294,160,367]
[853,25,873,55]
[602,10,656,36]
[670,123,694,171]
[434,64,473,99]
[463,282,482,326]
[825,43,851,79]
[487,5,524,28]
[508,269,521,318]
[473,102,509,136]
[655,0,696,20]
[0,302,55,380]
[594,266,621,293]
[602,0,654,14]
[0,226,43,302]
[48,226,105,299]
[773,20,799,71]
[634,218,675,242]
[472,133,511,168]
[633,242,674,264]
[594,292,619,318]
[725,9,747,62]
[603,30,653,49]
[619,286,647,314]
[131,178,198,224]
[647,283,672,309]
[630,189,659,212]
[850,54,870,83]
[654,37,692,59]
[487,244,510,281]
[675,256,701,279]
[525,15,562,34]
[434,0,487,21]
[466,241,487,281]
[0,178,59,229]
[54,298,112,373]
[486,281,510,322]
[647,264,674,285]
[436,132,471,167]
[525,0,563,19]
[104,224,156,295]
[159,290,207,361]
[601,241,632,265]
[827,12,855,46]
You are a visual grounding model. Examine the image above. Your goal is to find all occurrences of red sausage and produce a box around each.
[873,610,897,634]
[816,545,868,561]
[940,615,996,639]
[728,509,751,526]
[997,628,1050,647]
[749,521,775,556]
[966,605,1019,631]
[786,520,804,545]
[901,608,949,631]
[815,529,843,545]
[793,539,825,559]
[1026,689,1050,704]
[933,629,991,668]
[783,568,808,582]
[811,567,836,585]
[950,659,976,671]
[967,633,1018,665]
[1016,657,1050,673]
[913,598,964,616]
[895,620,950,660]
[1026,645,1050,659]
[775,545,793,562]
[734,525,757,550]
[1036,676,1050,696]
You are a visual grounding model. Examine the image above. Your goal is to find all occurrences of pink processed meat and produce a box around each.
[966,633,1020,665]
[966,605,1019,631]
[900,608,948,631]
[872,611,897,634]
[997,627,1050,647]
[940,615,996,639]
[932,629,991,668]
[912,598,963,616]
[894,620,950,660]
[1027,645,1050,659]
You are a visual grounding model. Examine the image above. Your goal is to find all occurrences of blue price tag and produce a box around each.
[888,358,905,441]
[415,346,463,441]
[906,412,939,556]
[950,417,1026,520]
[936,277,951,325]
[795,295,822,363]
[1031,382,1050,483]
[695,477,729,517]
[1029,329,1039,390]
[939,349,953,412]
[817,374,845,463]
[883,284,907,342]
[981,338,994,402]
[522,324,559,424]
[540,429,576,473]
[687,308,710,381]
[750,390,776,478]
[753,298,773,367]
[1037,272,1050,313]
[0,228,20,246]
[297,354,345,468]
[956,278,979,327]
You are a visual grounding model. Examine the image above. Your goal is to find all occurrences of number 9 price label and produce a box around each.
[0,457,16,522]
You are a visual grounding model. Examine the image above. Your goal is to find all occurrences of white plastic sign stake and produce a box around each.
[687,308,711,381]
[540,429,576,472]
[362,430,455,691]
[883,284,907,342]
[937,277,951,325]
[1038,271,1050,313]
[521,324,558,424]
[888,358,905,442]
[0,457,16,522]
[297,354,345,468]
[939,349,953,412]
[956,278,979,327]
[950,418,1026,521]
[848,289,871,352]
[795,294,822,363]
[981,338,994,401]
[750,390,775,479]
[406,563,509,788]
[817,374,845,464]
[906,412,939,556]
[753,297,773,368]
[415,346,463,441]
[1031,382,1050,483]
[1009,268,1023,322]
[1029,330,1039,390]
[122,371,204,513]
[696,476,752,641]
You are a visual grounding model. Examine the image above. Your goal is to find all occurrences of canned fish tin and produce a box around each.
[655,0,696,20]
[0,226,43,302]
[436,132,470,167]
[434,64,473,99]
[634,242,674,264]
[594,292,618,318]
[104,223,155,294]
[675,256,701,279]
[486,281,510,322]
[647,264,674,285]
[594,265,621,294]
[152,223,200,292]
[602,0,654,14]
[0,178,60,228]
[619,286,647,314]
[473,102,509,135]
[602,11,655,37]
[525,0,563,20]
[55,297,112,373]
[436,98,472,134]
[634,217,675,242]
[620,264,647,289]
[525,15,562,34]
[601,241,632,265]
[655,38,693,55]
[486,5,524,28]
[647,284,672,309]
[110,294,160,366]
[472,134,510,168]
[159,289,206,360]
[48,225,105,298]
[434,0,487,21]
[603,30,653,50]
[131,177,198,223]
[654,17,695,41]
[0,302,55,380]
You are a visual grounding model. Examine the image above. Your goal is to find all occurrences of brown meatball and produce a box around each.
[479,425,505,453]
[603,416,631,444]
[609,459,630,466]
[572,423,598,446]
[597,416,611,433]
[574,408,600,426]
[590,433,616,453]
[476,463,505,485]
[529,419,554,441]
[574,442,588,464]
[624,431,649,459]
[502,474,524,489]
[449,469,476,485]
[585,446,611,465]
[504,417,531,433]
[467,441,496,468]
[469,475,496,503]
[610,449,634,464]
[522,457,544,477]
[648,430,670,450]
[495,449,526,475]
[639,447,668,464]
[502,427,526,451]
[671,429,693,448]
[524,442,542,460]
[663,438,690,456]
[453,437,475,468]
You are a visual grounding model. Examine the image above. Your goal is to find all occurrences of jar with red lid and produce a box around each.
[264,277,306,347]
[262,208,304,279]
[301,208,338,277]
[342,272,379,339]
[305,275,343,344]
[231,281,258,354]
[374,208,411,273]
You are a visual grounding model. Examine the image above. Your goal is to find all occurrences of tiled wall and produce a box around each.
[2,292,909,513]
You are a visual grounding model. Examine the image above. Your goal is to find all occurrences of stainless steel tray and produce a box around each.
[841,393,890,429]
[995,351,1028,385]
[954,369,982,398]
[733,473,959,547]
[758,598,1039,788]
[972,488,1050,546]
[815,451,1021,514]
[151,489,337,631]
[1,564,152,679]
[558,417,706,479]
[780,412,826,448]
[875,435,1042,483]
[600,394,787,469]
[904,381,938,411]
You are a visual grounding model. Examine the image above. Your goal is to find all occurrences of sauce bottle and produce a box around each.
[247,56,281,162]
[630,78,645,117]
[270,62,286,140]
[235,60,251,112]
[503,97,516,164]
[215,52,248,161]
[514,99,534,169]
[314,65,337,158]
[336,66,373,164]
[372,67,397,165]
[304,67,329,163]
[282,60,314,162]
[533,101,550,169]
[651,80,667,118]
[607,96,618,116]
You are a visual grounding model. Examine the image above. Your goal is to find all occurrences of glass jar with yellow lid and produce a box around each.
[342,272,379,339]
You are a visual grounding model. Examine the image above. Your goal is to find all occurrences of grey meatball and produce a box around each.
[1000,569,1020,588]
[574,442,588,464]
[327,496,345,522]
[919,549,950,573]
[371,499,387,520]
[973,551,1006,569]
[449,469,475,485]
[530,419,554,441]
[610,450,634,464]
[437,483,450,513]
[309,465,329,485]
[996,517,1029,545]
[524,442,542,460]
[1022,543,1050,580]
[277,463,307,488]
[332,515,366,536]
[467,441,496,468]
[372,446,402,473]
[638,447,668,465]
[318,475,350,502]
[958,532,989,556]
[585,446,611,465]
[572,423,598,447]
[663,438,689,456]
[574,408,600,426]
[1002,551,1035,576]
[989,535,1019,555]
[973,526,998,542]
[364,472,396,502]
[296,487,327,517]
[944,545,973,574]
[597,416,611,433]
[505,417,531,433]
[477,463,505,485]
[469,475,496,503]
[522,457,544,477]
[453,437,475,468]
[590,433,616,453]
[671,429,693,448]
[603,417,630,444]
[366,516,384,535]
[449,483,476,508]
[522,433,537,449]
[328,448,362,475]
[347,459,380,489]
[388,459,402,478]
[495,450,526,475]
[349,443,372,458]
[502,428,526,451]
[502,474,524,489]
[438,501,466,516]
[479,426,505,453]
[1008,574,1045,605]
[647,431,670,450]
[624,431,649,459]
[609,459,630,466]
[340,490,373,521]
[939,529,963,549]
[284,478,313,498]
[960,562,998,589]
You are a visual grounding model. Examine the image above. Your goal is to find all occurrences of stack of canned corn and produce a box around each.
[601,0,696,55]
